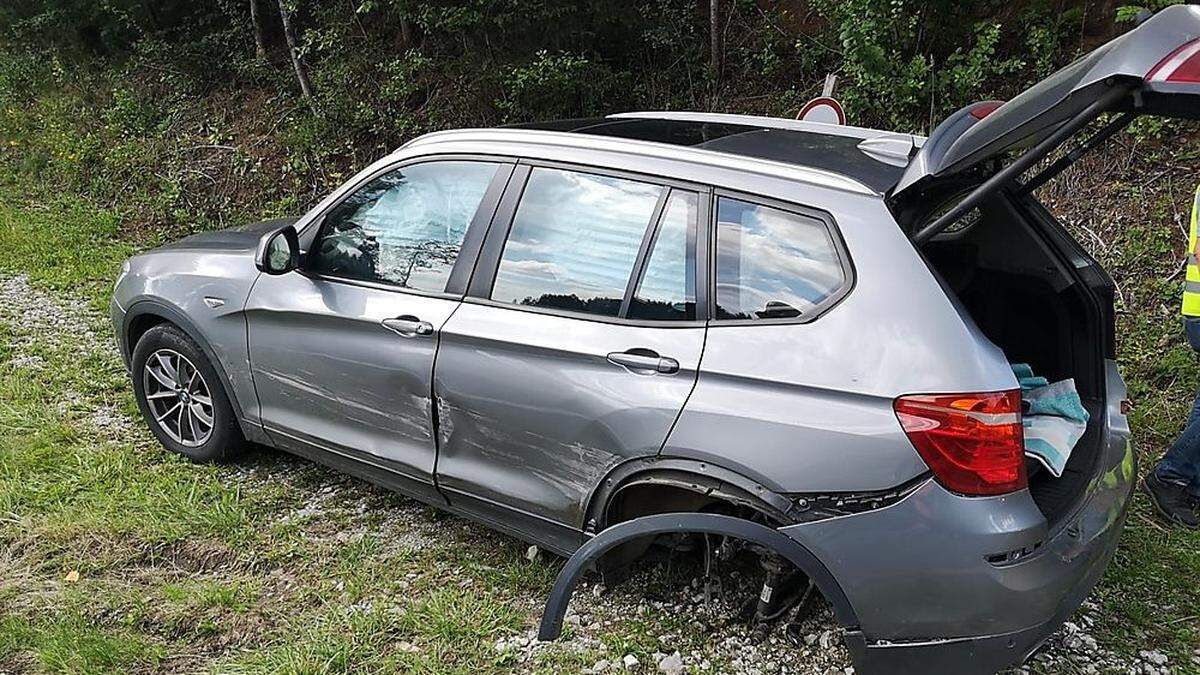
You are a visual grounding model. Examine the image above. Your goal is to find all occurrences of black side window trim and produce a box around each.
[707,188,855,326]
[300,157,516,299]
[466,160,711,326]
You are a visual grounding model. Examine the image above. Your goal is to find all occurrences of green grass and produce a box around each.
[0,177,134,311]
[0,611,165,674]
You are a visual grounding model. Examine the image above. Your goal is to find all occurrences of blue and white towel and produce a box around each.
[1011,364,1090,478]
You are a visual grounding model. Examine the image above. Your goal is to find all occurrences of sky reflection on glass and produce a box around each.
[715,197,844,320]
[492,168,663,316]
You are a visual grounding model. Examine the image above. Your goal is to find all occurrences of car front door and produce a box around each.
[246,158,512,503]
[432,163,708,550]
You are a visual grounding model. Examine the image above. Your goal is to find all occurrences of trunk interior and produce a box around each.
[921,191,1110,528]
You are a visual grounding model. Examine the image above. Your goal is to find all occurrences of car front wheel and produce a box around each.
[131,323,245,462]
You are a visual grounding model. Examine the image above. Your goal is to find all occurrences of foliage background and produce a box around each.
[0,0,1171,235]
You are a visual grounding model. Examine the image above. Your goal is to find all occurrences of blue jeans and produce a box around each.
[1155,317,1200,498]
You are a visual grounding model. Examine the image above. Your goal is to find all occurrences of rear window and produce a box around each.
[714,197,847,321]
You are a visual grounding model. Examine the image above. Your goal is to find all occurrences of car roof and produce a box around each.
[506,112,922,193]
[402,127,879,196]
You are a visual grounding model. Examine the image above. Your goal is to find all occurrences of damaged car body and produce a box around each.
[111,6,1199,673]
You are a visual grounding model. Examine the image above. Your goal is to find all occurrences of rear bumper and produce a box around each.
[843,447,1133,674]
[782,360,1134,675]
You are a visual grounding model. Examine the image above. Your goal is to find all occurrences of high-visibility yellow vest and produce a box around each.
[1184,185,1200,317]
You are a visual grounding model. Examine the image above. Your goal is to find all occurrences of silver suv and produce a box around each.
[111,8,1200,674]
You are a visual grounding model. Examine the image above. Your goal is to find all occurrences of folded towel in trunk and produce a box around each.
[1011,364,1090,478]
[1012,363,1048,391]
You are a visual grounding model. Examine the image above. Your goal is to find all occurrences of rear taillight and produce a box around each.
[894,391,1027,496]
[1147,38,1200,84]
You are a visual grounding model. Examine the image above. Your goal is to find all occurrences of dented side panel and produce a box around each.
[432,301,705,529]
[113,237,277,445]
[666,195,1013,494]
[245,271,458,494]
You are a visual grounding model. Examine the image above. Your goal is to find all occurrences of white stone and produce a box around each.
[658,651,684,675]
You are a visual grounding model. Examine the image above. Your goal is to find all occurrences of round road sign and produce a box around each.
[797,96,846,125]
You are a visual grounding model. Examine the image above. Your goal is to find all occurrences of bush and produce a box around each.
[0,0,1144,234]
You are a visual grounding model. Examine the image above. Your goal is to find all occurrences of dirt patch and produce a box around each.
[0,275,111,352]
[139,539,246,576]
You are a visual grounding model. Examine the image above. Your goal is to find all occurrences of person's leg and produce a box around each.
[1145,319,1200,527]
[1148,405,1200,526]
[1186,388,1200,498]
[1156,388,1200,490]
[1180,318,1200,497]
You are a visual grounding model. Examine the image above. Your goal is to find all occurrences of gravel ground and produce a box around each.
[1,273,1187,674]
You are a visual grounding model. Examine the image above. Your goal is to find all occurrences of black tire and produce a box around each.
[131,323,245,462]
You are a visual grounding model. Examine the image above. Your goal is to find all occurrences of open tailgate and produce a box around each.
[894,4,1200,199]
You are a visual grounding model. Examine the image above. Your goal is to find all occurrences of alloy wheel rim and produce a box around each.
[142,348,215,447]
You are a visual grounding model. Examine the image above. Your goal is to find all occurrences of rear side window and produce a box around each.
[714,197,846,321]
[490,167,665,318]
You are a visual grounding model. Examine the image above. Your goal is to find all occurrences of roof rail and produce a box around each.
[402,127,877,196]
[608,111,924,144]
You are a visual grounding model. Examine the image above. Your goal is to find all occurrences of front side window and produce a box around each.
[490,167,665,318]
[714,197,846,321]
[309,161,500,292]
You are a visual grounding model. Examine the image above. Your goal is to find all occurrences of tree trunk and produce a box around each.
[277,0,315,106]
[709,0,723,78]
[394,0,415,48]
[250,0,268,60]
[400,17,414,48]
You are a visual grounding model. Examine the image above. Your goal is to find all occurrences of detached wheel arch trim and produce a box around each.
[537,512,859,641]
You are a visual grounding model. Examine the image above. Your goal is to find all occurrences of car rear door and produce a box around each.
[432,163,708,551]
[892,4,1200,202]
[246,158,512,504]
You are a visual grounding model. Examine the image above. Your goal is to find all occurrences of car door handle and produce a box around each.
[607,350,680,375]
[382,315,435,338]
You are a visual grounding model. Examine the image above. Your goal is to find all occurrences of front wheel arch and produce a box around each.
[123,300,249,430]
[130,322,246,462]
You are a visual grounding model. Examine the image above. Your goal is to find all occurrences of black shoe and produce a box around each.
[1143,472,1200,529]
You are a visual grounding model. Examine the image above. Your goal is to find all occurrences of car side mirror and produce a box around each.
[255,225,301,275]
